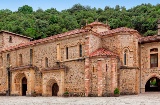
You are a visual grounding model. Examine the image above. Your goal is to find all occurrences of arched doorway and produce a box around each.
[22,77,27,96]
[52,83,59,96]
[46,79,59,96]
[145,77,160,92]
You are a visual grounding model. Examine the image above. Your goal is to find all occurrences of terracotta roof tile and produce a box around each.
[100,27,138,36]
[0,30,32,39]
[89,48,118,57]
[139,35,160,44]
[1,29,88,52]
[87,21,107,27]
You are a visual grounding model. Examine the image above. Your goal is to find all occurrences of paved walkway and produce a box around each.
[0,93,160,105]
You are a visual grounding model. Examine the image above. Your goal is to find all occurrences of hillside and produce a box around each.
[0,3,160,39]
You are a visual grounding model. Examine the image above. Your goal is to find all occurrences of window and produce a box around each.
[30,49,33,65]
[66,47,68,59]
[9,36,12,43]
[7,54,10,66]
[19,54,23,66]
[150,54,158,67]
[150,48,158,68]
[106,64,108,72]
[57,44,60,61]
[124,50,127,65]
[150,48,158,52]
[45,57,48,68]
[92,66,95,72]
[79,44,82,57]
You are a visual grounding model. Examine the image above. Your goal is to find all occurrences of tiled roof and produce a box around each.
[86,21,108,27]
[139,35,160,44]
[100,27,138,36]
[1,29,88,52]
[0,30,32,39]
[89,48,118,57]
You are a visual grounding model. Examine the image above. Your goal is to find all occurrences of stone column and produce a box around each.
[84,35,90,96]
[97,60,102,96]
[111,58,117,93]
[85,58,90,96]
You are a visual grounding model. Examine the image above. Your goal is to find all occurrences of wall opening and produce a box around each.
[52,83,59,96]
[22,77,27,96]
[145,77,160,92]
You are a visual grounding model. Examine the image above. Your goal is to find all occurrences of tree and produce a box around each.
[18,5,33,14]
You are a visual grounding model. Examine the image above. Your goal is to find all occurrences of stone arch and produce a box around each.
[144,74,160,92]
[14,73,27,95]
[46,78,59,96]
[144,74,160,85]
[122,47,130,66]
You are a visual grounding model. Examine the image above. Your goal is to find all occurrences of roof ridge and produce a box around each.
[0,30,33,39]
[1,28,89,53]
[89,48,118,57]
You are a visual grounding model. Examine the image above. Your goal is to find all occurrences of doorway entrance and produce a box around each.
[22,77,27,96]
[145,77,160,92]
[52,83,59,96]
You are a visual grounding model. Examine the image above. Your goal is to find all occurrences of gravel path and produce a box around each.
[0,93,160,105]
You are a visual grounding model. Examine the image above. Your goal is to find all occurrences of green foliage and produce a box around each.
[114,88,120,94]
[64,91,69,94]
[0,3,160,39]
[18,5,33,14]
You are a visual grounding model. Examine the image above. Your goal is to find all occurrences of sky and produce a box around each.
[0,0,160,11]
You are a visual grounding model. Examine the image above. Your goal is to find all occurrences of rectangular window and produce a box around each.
[7,54,10,66]
[45,57,48,68]
[19,54,23,66]
[150,53,158,68]
[57,44,60,61]
[30,49,33,65]
[79,45,82,57]
[124,53,127,65]
[66,47,68,59]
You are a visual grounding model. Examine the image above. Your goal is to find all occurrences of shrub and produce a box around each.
[114,88,120,94]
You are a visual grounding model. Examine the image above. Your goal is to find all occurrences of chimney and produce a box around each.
[158,19,160,35]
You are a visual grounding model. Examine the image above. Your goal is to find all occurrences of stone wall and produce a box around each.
[119,68,139,95]
[140,42,160,93]
[102,34,139,67]
[2,32,30,50]
[89,57,118,96]
[89,34,102,54]
[0,33,87,95]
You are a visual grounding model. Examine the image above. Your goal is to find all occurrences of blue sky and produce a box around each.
[0,0,159,11]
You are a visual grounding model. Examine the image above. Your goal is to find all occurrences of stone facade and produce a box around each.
[0,21,160,97]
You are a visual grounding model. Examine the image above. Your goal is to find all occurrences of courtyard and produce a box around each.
[0,93,160,105]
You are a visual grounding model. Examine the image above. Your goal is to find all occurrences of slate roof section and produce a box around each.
[89,48,118,58]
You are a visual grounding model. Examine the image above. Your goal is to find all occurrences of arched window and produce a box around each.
[150,48,158,68]
[123,50,128,66]
[45,57,49,68]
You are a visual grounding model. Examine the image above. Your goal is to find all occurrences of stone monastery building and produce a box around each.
[0,20,160,97]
